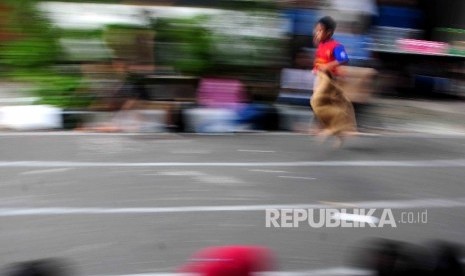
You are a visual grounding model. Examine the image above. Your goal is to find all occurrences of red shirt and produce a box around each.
[314,39,348,75]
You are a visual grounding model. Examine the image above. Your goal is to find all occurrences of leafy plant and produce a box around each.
[154,16,213,75]
[0,0,89,108]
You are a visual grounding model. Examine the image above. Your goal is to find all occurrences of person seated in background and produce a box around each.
[80,58,150,132]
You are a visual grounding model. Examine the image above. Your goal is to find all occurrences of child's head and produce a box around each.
[313,16,336,45]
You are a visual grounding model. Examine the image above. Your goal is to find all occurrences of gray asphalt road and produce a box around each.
[0,132,464,276]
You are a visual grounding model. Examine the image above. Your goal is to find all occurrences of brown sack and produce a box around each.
[310,71,357,136]
[338,66,377,104]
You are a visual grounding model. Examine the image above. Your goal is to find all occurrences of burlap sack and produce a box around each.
[338,66,377,104]
[310,71,357,135]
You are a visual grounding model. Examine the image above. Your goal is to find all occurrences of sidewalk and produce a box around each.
[368,98,465,135]
[61,98,465,135]
[0,81,464,135]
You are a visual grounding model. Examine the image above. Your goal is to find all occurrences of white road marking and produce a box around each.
[20,168,72,175]
[319,201,358,208]
[249,169,289,173]
[142,171,205,177]
[279,176,316,180]
[0,197,464,216]
[0,159,464,168]
[238,149,276,153]
[193,175,244,184]
[171,150,211,154]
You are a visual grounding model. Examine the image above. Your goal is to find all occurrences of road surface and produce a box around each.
[0,132,464,275]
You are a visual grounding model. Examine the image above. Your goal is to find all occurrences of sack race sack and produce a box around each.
[310,71,357,136]
[338,66,377,104]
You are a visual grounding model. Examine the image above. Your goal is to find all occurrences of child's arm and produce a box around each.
[319,60,344,72]
[319,44,349,73]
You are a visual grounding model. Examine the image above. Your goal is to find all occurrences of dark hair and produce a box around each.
[318,16,337,33]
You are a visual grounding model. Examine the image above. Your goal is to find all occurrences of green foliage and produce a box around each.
[0,38,62,68]
[59,28,104,39]
[0,0,89,108]
[154,11,285,75]
[0,0,63,69]
[154,16,213,75]
[34,76,92,108]
[8,70,93,108]
[38,0,119,3]
[217,0,277,11]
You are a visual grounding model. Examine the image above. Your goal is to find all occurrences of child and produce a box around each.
[313,16,349,75]
[310,16,358,147]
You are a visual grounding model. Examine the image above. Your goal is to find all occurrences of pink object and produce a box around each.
[397,39,449,55]
[178,246,275,276]
[197,78,247,109]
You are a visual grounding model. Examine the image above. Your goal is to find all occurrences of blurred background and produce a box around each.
[0,0,463,133]
[0,2,465,276]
